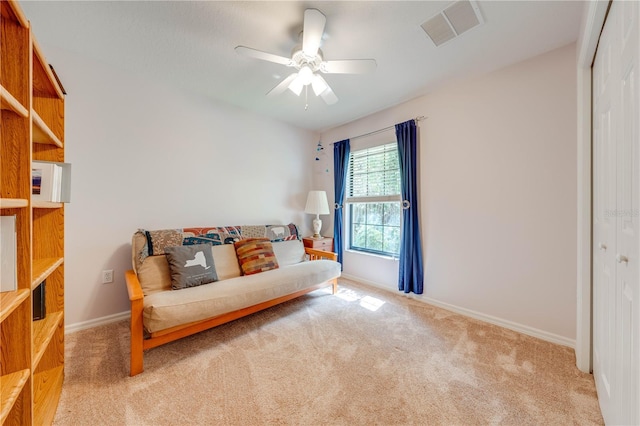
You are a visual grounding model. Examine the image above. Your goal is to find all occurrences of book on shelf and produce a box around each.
[32,160,72,203]
[1,215,18,292]
[33,280,46,321]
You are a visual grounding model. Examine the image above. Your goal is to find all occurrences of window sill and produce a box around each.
[345,249,399,261]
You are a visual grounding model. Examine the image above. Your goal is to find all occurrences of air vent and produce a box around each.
[421,0,484,47]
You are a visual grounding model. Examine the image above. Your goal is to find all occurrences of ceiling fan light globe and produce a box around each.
[298,65,314,85]
[288,78,304,96]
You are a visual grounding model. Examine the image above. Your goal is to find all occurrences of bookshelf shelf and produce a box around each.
[32,109,63,147]
[33,366,64,425]
[32,257,64,290]
[0,84,28,117]
[0,289,29,323]
[1,0,66,422]
[0,369,30,424]
[0,198,28,209]
[32,200,63,209]
[32,311,64,369]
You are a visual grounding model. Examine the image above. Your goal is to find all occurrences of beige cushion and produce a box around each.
[272,240,305,267]
[142,259,341,333]
[137,255,172,295]
[211,244,241,280]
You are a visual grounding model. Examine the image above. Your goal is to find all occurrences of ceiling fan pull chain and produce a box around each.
[305,85,309,111]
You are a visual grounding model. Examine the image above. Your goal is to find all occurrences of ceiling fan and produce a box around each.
[235,8,376,107]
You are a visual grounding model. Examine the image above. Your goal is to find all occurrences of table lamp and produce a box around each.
[304,190,330,239]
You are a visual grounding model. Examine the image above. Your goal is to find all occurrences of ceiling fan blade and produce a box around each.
[311,74,329,96]
[266,73,298,97]
[322,59,377,74]
[302,9,326,58]
[235,46,293,66]
[320,85,338,105]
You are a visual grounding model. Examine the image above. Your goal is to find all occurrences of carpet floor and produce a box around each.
[54,279,603,425]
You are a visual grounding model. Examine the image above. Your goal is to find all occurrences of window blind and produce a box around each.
[347,142,401,203]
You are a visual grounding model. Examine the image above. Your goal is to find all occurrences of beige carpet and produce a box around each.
[54,279,603,425]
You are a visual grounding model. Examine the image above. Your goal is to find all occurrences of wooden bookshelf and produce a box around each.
[1,0,66,423]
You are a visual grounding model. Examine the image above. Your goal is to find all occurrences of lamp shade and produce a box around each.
[304,190,330,215]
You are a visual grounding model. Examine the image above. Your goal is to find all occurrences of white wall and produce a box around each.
[320,43,578,343]
[44,46,318,328]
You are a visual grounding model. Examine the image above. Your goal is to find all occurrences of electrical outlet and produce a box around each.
[102,269,114,284]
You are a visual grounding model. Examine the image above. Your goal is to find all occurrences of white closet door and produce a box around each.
[592,1,640,425]
[592,4,618,421]
[616,1,639,423]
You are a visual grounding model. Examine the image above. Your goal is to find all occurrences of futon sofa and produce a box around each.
[125,224,340,376]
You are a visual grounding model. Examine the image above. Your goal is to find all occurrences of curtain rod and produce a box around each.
[330,116,426,144]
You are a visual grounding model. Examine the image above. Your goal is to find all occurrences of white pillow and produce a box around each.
[272,240,306,267]
[211,244,242,280]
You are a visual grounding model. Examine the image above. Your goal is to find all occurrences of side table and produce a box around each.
[302,236,334,252]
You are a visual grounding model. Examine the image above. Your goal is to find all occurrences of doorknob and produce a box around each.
[616,254,629,264]
[599,243,607,251]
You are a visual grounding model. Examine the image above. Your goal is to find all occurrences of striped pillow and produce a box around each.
[234,238,279,275]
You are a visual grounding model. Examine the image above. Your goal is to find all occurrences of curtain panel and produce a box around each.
[395,120,424,294]
[333,139,350,268]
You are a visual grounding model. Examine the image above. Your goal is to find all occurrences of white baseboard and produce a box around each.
[341,273,576,349]
[65,276,576,349]
[65,311,130,334]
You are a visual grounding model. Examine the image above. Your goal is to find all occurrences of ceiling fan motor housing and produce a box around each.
[291,46,324,72]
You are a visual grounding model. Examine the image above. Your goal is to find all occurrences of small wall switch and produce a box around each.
[102,269,114,283]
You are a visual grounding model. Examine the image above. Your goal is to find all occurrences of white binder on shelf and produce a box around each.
[1,215,17,292]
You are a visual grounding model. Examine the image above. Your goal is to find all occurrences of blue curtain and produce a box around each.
[333,139,350,268]
[395,120,424,294]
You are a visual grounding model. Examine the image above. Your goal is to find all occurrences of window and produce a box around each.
[346,142,401,256]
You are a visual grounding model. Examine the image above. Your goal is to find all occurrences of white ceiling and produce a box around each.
[21,1,584,132]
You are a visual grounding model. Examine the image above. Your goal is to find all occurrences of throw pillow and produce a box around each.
[164,244,218,290]
[234,238,279,276]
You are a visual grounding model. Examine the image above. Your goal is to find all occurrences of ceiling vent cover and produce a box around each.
[421,0,484,47]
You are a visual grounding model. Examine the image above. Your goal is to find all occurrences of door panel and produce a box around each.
[593,8,618,420]
[592,1,640,425]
